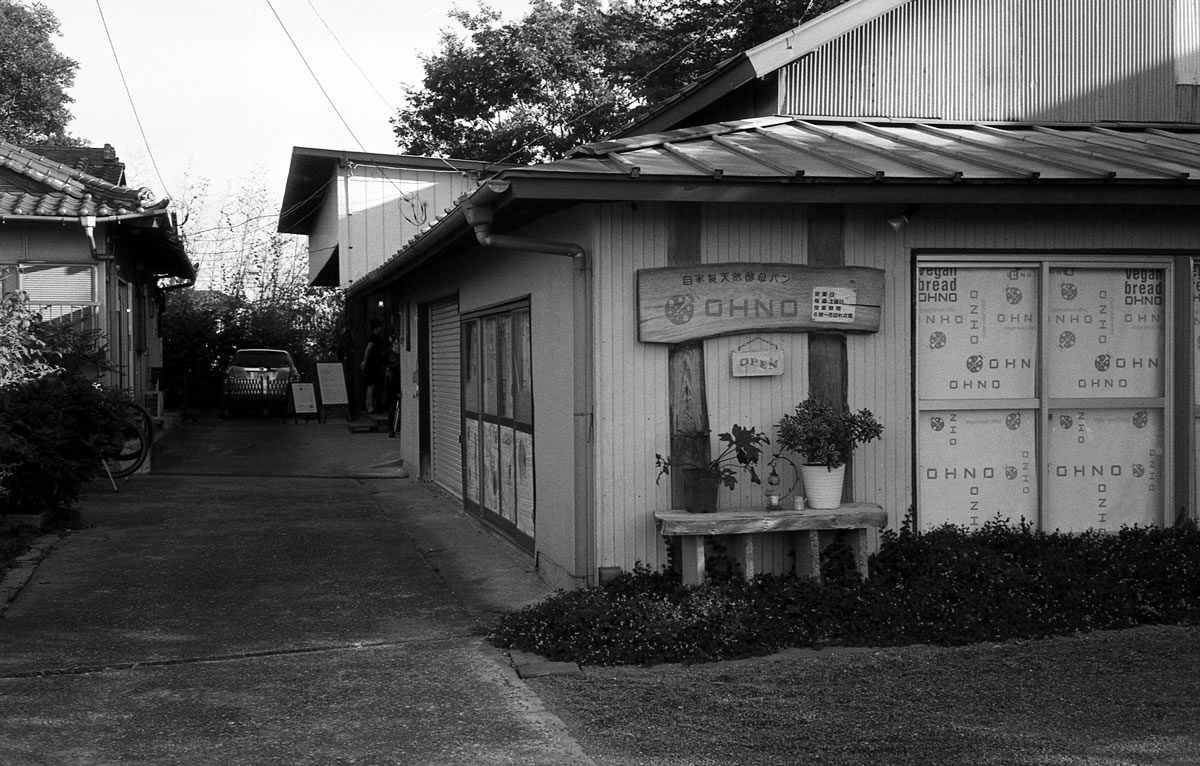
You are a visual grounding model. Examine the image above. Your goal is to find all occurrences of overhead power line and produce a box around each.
[305,0,395,112]
[94,0,171,198]
[265,0,368,153]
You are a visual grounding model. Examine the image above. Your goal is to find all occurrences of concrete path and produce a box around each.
[0,417,591,765]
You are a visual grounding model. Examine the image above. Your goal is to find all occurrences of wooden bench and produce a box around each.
[654,503,888,585]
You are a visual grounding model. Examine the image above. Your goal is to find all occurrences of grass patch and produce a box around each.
[529,625,1200,766]
[490,518,1200,666]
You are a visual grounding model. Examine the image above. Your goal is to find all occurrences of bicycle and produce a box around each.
[102,398,153,490]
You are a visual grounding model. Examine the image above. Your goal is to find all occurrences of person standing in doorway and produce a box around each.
[361,318,385,414]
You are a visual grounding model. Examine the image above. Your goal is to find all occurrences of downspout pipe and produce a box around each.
[464,200,585,258]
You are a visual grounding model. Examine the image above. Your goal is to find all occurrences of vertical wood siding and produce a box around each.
[780,0,1194,122]
[593,202,811,573]
[593,202,670,571]
[844,209,914,529]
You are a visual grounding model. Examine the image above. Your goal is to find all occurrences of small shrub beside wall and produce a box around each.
[489,518,1200,666]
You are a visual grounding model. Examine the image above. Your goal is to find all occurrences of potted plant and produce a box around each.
[776,397,883,509]
[655,424,770,512]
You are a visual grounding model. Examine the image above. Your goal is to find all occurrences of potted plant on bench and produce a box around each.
[655,424,770,513]
[776,397,883,509]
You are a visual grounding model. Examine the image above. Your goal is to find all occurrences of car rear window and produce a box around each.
[231,351,291,368]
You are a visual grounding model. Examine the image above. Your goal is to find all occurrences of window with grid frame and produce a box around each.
[915,256,1172,532]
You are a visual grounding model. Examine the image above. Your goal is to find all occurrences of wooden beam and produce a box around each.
[667,203,715,514]
[807,204,851,503]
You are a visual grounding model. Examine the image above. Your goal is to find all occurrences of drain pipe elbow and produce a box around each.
[465,201,585,259]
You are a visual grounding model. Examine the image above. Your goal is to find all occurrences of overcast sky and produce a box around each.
[50,0,533,202]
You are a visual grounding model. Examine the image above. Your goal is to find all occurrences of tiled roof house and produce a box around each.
[0,139,193,408]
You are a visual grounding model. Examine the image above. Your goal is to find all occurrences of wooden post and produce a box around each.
[807,204,852,503]
[667,203,716,515]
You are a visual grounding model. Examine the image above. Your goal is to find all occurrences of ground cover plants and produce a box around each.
[489,516,1200,666]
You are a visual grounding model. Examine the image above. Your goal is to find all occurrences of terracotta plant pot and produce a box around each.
[800,464,845,509]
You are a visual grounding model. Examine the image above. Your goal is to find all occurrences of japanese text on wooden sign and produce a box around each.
[637,263,883,343]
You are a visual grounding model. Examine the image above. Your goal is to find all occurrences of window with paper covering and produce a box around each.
[916,256,1174,533]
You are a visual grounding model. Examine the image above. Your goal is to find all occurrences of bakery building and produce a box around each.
[290,0,1200,589]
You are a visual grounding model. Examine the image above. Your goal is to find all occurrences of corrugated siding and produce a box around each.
[844,210,913,529]
[593,203,668,571]
[429,297,462,496]
[781,0,1185,122]
[593,202,811,573]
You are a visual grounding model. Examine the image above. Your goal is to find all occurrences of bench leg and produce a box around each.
[849,527,869,580]
[795,531,821,580]
[679,535,706,585]
[739,535,756,580]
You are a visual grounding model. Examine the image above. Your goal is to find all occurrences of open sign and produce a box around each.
[731,349,784,377]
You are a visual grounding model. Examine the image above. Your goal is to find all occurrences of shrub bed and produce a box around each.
[488,518,1200,665]
[0,376,124,526]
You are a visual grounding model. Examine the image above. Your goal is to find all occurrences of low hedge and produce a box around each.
[488,518,1200,665]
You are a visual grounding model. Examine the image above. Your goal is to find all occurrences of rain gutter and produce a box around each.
[346,179,586,300]
[463,181,585,259]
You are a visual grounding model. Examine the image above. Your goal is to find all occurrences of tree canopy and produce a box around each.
[392,0,848,164]
[0,0,79,145]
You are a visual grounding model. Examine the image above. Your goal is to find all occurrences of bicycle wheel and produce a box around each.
[107,402,152,478]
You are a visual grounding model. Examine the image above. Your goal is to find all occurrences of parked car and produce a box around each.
[221,348,298,416]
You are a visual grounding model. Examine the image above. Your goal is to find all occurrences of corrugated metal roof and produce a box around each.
[0,140,157,218]
[347,116,1200,297]
[560,116,1200,184]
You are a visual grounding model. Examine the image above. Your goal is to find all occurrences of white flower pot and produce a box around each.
[800,464,846,509]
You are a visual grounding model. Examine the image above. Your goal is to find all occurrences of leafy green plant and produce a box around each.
[0,301,124,524]
[489,518,1200,666]
[0,289,59,389]
[654,424,770,491]
[776,396,883,468]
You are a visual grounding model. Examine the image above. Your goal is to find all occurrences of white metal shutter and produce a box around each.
[19,264,97,303]
[429,297,463,496]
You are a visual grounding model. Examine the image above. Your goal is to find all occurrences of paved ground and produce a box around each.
[0,415,591,765]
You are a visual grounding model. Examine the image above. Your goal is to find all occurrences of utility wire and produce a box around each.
[305,0,394,112]
[265,0,368,152]
[94,0,171,199]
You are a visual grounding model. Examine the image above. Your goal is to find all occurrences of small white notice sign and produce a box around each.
[290,383,318,414]
[811,286,857,323]
[315,362,349,406]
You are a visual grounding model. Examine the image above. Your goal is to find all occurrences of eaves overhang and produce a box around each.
[344,181,515,300]
[278,146,509,234]
[346,116,1200,299]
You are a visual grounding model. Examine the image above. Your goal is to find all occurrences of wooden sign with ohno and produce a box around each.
[315,362,349,406]
[290,383,318,413]
[638,263,884,343]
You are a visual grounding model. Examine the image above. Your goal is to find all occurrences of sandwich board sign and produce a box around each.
[290,382,319,419]
[315,362,349,418]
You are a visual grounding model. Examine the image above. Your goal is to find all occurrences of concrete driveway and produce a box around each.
[0,416,588,765]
